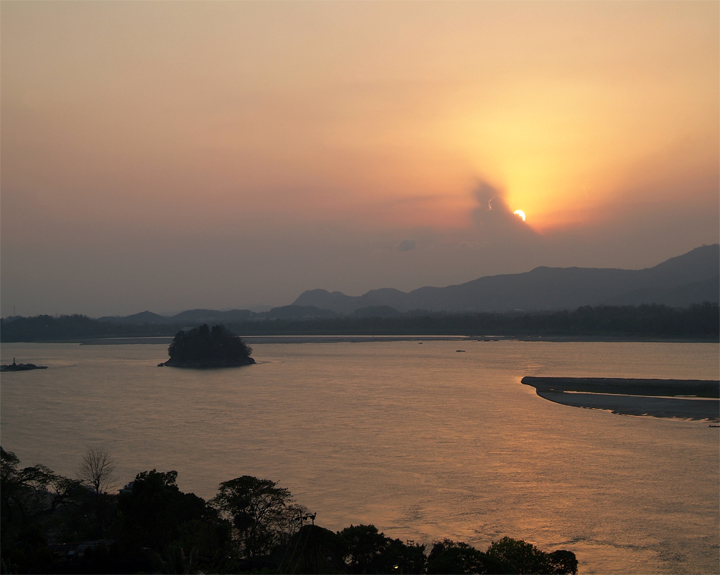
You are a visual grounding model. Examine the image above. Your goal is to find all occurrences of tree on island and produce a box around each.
[162,324,255,367]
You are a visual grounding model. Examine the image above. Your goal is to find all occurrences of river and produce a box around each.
[1,340,718,574]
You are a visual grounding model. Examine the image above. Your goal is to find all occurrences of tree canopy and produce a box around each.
[164,324,255,367]
[2,303,718,342]
[211,475,295,558]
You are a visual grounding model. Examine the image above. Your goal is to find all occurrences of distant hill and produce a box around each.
[97,305,338,325]
[293,245,719,313]
[99,308,254,325]
[98,310,169,325]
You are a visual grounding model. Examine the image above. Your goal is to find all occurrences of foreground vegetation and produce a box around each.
[1,448,578,575]
[1,303,717,342]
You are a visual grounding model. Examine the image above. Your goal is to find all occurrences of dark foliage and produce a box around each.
[0,313,172,342]
[281,524,349,574]
[1,447,580,575]
[3,303,717,342]
[426,537,578,575]
[427,539,496,574]
[211,475,293,558]
[486,537,578,575]
[117,469,232,571]
[1,448,97,574]
[337,524,427,574]
[166,324,253,365]
[249,302,717,339]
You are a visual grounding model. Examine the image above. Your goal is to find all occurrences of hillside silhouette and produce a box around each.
[293,245,719,313]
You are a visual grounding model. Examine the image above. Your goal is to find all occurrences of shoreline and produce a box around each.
[523,377,720,421]
[16,335,718,345]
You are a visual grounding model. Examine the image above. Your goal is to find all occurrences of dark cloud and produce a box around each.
[397,239,417,251]
[471,180,538,243]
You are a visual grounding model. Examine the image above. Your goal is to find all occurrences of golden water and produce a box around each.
[2,340,718,573]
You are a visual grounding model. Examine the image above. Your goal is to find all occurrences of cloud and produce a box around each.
[397,239,417,251]
[471,180,538,243]
[472,180,503,211]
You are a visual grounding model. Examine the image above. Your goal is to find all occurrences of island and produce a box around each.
[0,358,48,372]
[522,376,720,421]
[158,324,256,368]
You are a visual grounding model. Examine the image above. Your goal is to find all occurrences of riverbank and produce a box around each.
[70,334,718,345]
[75,335,475,345]
[3,303,718,344]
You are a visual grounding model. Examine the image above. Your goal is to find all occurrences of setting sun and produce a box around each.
[514,210,526,222]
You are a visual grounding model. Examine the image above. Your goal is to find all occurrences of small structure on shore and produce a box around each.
[1,358,48,372]
[158,324,255,368]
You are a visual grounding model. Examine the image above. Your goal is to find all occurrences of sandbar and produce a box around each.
[522,377,720,421]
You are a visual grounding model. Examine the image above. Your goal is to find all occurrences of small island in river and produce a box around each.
[0,358,48,372]
[158,324,256,368]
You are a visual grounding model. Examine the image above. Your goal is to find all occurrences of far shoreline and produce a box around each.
[21,334,720,345]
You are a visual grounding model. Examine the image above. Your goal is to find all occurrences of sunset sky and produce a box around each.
[2,1,718,317]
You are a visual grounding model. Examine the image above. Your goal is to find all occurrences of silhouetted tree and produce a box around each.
[1,448,89,573]
[427,539,494,574]
[280,524,348,574]
[78,447,117,496]
[338,524,390,573]
[118,469,230,561]
[547,549,580,575]
[211,475,292,558]
[486,536,578,575]
[1,448,583,575]
[78,447,118,536]
[338,524,426,574]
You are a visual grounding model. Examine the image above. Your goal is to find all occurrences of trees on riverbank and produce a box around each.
[1,448,578,575]
[2,303,717,342]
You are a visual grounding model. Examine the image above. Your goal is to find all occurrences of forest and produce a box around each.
[1,447,578,575]
[1,303,717,342]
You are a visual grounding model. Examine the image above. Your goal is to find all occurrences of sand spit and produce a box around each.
[522,377,720,421]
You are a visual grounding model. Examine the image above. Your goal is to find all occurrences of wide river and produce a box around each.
[2,340,718,574]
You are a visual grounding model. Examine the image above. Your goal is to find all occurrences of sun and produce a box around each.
[513,209,526,222]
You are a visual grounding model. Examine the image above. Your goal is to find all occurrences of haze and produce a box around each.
[2,1,718,317]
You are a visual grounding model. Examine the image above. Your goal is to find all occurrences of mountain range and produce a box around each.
[292,244,719,314]
[91,245,719,324]
[96,305,338,325]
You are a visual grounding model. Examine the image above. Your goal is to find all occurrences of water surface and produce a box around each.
[2,340,718,574]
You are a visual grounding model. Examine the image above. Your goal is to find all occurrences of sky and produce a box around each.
[2,1,718,317]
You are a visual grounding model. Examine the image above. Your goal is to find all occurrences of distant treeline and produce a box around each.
[1,303,718,342]
[2,447,578,575]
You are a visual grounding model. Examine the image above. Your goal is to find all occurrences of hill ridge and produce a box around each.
[292,244,719,313]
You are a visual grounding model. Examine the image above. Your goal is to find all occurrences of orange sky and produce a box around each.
[2,1,718,316]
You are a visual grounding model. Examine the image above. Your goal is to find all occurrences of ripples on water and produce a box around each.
[2,341,718,574]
